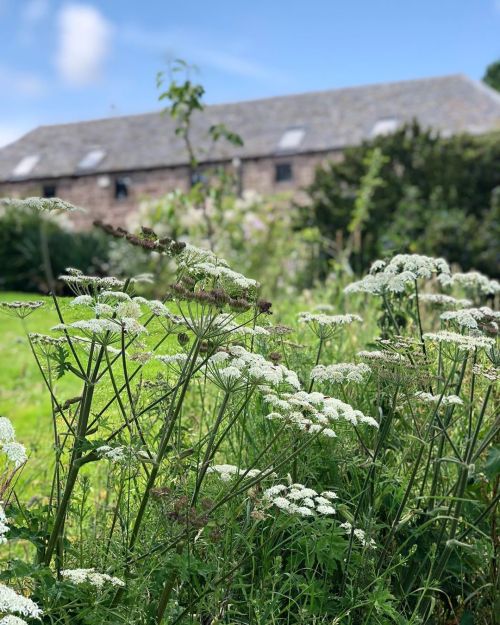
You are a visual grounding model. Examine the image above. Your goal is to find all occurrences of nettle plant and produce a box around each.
[0,201,499,625]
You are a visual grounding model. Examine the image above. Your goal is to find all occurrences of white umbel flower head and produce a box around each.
[0,418,15,444]
[423,331,495,352]
[311,363,371,385]
[0,583,42,619]
[0,504,9,544]
[2,442,27,468]
[60,568,125,589]
[263,483,338,517]
[0,615,31,625]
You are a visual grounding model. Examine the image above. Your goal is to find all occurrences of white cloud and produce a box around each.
[122,26,286,84]
[22,0,50,23]
[0,65,46,97]
[55,3,111,86]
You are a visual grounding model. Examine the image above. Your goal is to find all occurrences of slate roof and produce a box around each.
[1,74,500,182]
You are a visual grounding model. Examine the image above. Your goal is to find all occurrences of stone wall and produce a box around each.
[0,151,341,229]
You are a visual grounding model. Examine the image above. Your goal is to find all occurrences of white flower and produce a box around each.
[207,464,271,482]
[96,445,128,464]
[414,293,472,308]
[311,363,371,384]
[445,271,500,296]
[264,484,337,517]
[298,312,363,338]
[0,418,15,444]
[0,583,42,619]
[345,254,451,296]
[357,350,406,364]
[60,568,125,588]
[0,504,9,544]
[414,392,463,406]
[70,295,94,307]
[339,522,376,548]
[0,615,30,625]
[2,442,27,468]
[440,307,500,331]
[116,301,142,320]
[423,331,495,352]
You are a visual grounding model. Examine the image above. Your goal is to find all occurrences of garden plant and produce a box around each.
[0,197,498,624]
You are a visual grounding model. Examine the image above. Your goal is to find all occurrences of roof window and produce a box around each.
[371,118,398,137]
[278,127,305,151]
[78,148,105,170]
[12,154,39,178]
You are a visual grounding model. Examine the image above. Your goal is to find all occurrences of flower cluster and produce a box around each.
[345,254,451,296]
[0,504,9,544]
[339,522,376,549]
[357,350,406,364]
[423,331,495,352]
[414,391,463,407]
[440,307,499,331]
[298,312,363,339]
[0,417,27,468]
[207,464,273,482]
[0,583,42,620]
[207,345,301,392]
[0,615,32,625]
[311,362,371,385]
[414,293,472,308]
[264,389,378,438]
[0,301,44,319]
[1,196,78,213]
[263,484,337,517]
[444,271,500,296]
[60,568,125,589]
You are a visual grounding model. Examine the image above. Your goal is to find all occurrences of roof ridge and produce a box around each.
[33,73,466,132]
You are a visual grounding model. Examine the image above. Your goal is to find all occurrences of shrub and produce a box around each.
[0,199,110,293]
[303,123,500,278]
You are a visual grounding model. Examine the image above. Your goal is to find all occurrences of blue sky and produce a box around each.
[0,0,499,146]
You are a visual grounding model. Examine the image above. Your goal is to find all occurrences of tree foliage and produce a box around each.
[483,59,500,92]
[303,122,500,276]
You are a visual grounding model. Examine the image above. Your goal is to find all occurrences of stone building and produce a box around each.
[0,74,499,228]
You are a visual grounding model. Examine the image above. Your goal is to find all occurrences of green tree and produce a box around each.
[483,59,500,92]
[303,122,500,277]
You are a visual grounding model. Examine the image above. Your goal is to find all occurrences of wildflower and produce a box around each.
[0,615,31,625]
[414,293,472,308]
[96,445,128,464]
[311,363,371,384]
[0,301,44,319]
[339,522,376,548]
[0,583,42,619]
[0,418,15,444]
[298,312,362,339]
[345,254,451,295]
[1,196,78,213]
[440,307,500,331]
[263,484,337,517]
[472,364,499,382]
[2,442,27,468]
[58,272,125,296]
[423,331,495,352]
[414,391,464,406]
[0,504,9,544]
[116,300,142,320]
[207,464,273,482]
[28,333,65,347]
[264,389,377,438]
[60,568,125,588]
[70,295,94,307]
[357,350,406,364]
[133,297,169,316]
[444,271,500,296]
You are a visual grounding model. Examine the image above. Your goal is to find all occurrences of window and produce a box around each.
[78,149,105,170]
[275,162,293,183]
[43,184,56,198]
[190,170,208,187]
[371,118,398,137]
[12,155,39,178]
[114,177,129,200]
[278,127,305,151]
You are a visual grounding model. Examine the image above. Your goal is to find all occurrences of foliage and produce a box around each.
[303,122,500,278]
[483,59,500,92]
[0,201,109,293]
[0,198,498,624]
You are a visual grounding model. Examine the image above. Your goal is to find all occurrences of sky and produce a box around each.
[0,0,499,147]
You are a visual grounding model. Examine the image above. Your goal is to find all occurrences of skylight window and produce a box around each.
[371,118,398,137]
[78,148,105,170]
[12,154,39,178]
[278,127,305,151]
